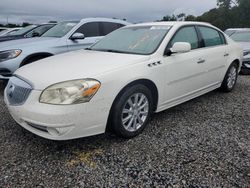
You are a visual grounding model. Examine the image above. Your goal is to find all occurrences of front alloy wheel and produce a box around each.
[110,84,153,138]
[121,93,149,132]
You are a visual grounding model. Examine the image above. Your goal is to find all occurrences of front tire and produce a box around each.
[110,84,153,138]
[220,62,238,92]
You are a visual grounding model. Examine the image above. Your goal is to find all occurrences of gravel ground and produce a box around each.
[0,76,249,188]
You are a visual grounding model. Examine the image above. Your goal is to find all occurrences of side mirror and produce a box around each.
[172,42,191,53]
[165,42,191,56]
[70,33,85,40]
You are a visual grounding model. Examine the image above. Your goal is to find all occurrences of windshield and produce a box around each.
[225,30,236,36]
[90,25,171,55]
[231,31,250,42]
[0,29,7,35]
[42,21,78,38]
[9,25,36,35]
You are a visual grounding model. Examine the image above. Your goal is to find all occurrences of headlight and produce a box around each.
[243,51,250,56]
[0,49,22,62]
[40,79,101,105]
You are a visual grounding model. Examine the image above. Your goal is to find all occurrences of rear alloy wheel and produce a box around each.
[110,84,153,138]
[220,62,238,92]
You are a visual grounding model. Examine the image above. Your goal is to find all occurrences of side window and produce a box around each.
[26,25,53,37]
[219,32,226,44]
[100,22,124,36]
[75,22,100,37]
[199,26,224,47]
[170,26,199,50]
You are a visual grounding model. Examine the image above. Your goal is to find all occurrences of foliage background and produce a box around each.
[1,0,250,30]
[162,0,250,30]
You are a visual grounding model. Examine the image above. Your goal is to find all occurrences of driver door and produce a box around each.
[162,26,208,107]
[67,22,103,51]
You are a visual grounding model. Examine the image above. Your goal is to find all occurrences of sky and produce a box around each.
[0,0,218,24]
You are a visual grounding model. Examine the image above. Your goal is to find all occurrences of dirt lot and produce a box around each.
[0,76,249,187]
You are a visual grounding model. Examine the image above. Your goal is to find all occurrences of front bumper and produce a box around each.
[4,89,110,140]
[241,59,250,74]
[0,58,22,79]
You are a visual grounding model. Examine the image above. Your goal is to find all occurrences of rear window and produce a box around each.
[75,22,100,37]
[199,26,225,47]
[100,22,125,36]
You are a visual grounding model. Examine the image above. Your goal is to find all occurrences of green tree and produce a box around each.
[185,15,197,21]
[21,22,31,27]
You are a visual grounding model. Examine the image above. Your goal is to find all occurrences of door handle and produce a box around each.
[197,59,206,64]
[224,53,229,57]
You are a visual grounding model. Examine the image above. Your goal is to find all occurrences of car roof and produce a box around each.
[226,28,250,31]
[125,21,212,28]
[79,17,131,25]
[38,23,57,26]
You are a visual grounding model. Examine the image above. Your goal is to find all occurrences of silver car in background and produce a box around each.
[230,29,250,74]
[225,28,250,36]
[0,18,130,80]
[0,28,22,36]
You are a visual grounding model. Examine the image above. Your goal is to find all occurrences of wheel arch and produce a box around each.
[106,78,159,132]
[232,59,240,70]
[20,52,54,67]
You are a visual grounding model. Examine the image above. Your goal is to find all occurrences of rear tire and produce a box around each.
[220,62,238,92]
[110,84,153,138]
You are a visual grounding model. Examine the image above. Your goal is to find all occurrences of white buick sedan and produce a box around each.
[4,22,242,140]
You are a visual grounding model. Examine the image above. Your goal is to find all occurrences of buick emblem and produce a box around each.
[7,84,15,98]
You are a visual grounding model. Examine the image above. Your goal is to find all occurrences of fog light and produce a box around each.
[47,126,73,136]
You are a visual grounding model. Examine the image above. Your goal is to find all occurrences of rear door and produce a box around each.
[197,26,229,85]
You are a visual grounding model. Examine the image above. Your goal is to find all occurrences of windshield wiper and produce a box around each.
[92,49,129,54]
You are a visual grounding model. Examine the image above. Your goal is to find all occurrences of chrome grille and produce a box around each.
[5,76,32,106]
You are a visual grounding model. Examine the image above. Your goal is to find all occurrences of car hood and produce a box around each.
[239,42,250,51]
[0,37,60,50]
[15,50,150,90]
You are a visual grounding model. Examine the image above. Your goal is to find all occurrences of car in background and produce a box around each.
[0,23,56,42]
[4,22,242,140]
[225,28,250,36]
[0,28,22,36]
[230,30,250,74]
[0,18,130,80]
[0,27,7,32]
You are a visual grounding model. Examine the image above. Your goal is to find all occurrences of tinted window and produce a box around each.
[100,22,124,36]
[75,22,100,37]
[199,26,224,47]
[170,26,199,49]
[26,25,54,37]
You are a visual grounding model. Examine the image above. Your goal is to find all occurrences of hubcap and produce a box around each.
[121,93,149,132]
[227,66,237,89]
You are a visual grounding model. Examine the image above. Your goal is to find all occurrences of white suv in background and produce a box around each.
[0,18,130,79]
